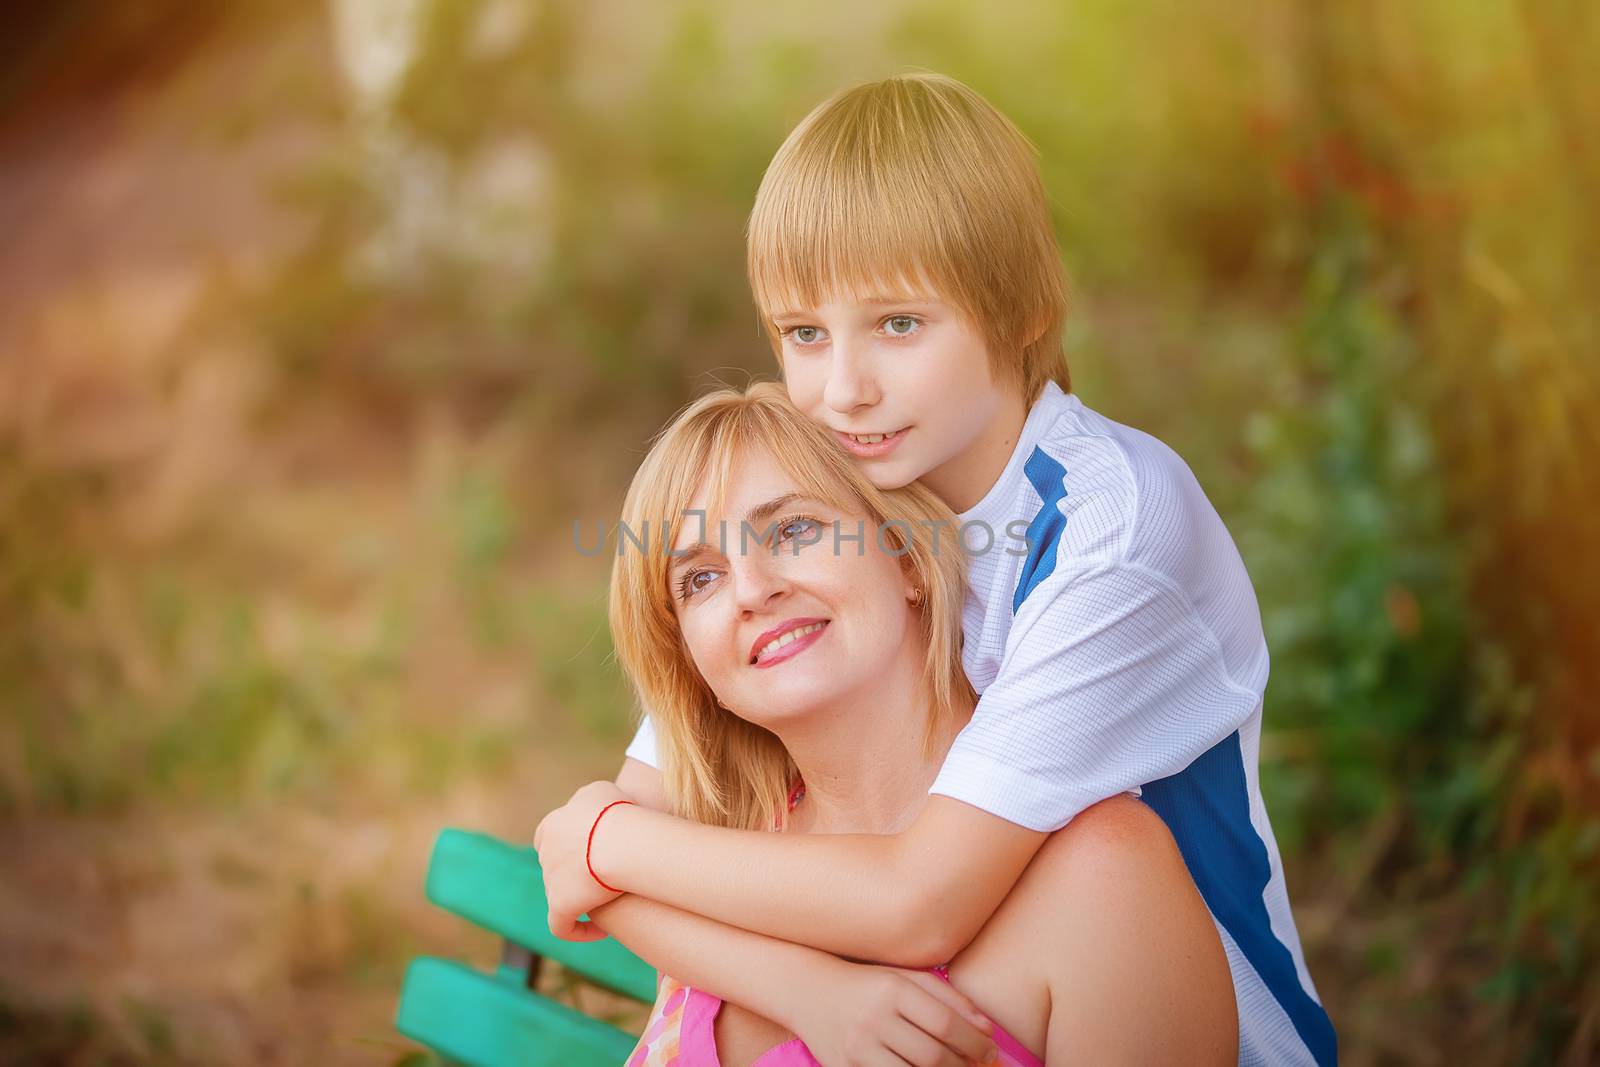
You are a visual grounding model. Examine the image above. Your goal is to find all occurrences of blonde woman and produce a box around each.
[545,383,1236,1066]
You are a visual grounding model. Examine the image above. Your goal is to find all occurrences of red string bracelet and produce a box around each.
[586,799,634,893]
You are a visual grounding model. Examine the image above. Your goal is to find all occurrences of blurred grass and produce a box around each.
[0,978,202,1066]
[0,0,1596,1062]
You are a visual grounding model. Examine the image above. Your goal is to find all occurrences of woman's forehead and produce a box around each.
[673,453,797,547]
[669,449,855,554]
[706,447,799,510]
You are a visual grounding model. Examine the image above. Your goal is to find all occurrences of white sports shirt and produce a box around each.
[624,382,1336,1066]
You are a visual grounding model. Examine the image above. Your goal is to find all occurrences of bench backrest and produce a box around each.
[396,828,658,1066]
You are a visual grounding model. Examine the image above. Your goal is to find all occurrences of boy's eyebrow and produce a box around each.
[858,294,936,306]
[668,492,818,559]
[769,297,935,321]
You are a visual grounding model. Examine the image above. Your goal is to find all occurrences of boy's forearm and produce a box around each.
[590,894,844,1035]
[590,797,1046,965]
[614,757,672,812]
[603,759,952,963]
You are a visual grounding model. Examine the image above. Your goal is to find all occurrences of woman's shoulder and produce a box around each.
[999,793,1215,959]
[950,795,1236,1061]
[960,794,1194,964]
[1031,793,1188,887]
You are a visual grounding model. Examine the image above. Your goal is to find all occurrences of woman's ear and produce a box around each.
[907,586,925,608]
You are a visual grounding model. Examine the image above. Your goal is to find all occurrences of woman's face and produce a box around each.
[666,446,920,728]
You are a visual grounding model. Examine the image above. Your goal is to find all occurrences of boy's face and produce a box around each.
[773,291,1023,511]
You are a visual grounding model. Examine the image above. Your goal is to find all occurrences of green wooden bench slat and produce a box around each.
[424,829,658,1004]
[398,956,638,1067]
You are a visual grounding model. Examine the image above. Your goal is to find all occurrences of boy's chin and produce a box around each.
[859,458,921,491]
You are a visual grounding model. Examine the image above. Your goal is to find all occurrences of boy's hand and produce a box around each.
[534,779,633,941]
[793,960,999,1067]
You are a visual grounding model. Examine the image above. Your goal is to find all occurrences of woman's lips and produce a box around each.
[750,619,830,668]
[836,427,909,459]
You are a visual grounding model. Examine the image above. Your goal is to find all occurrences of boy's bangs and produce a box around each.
[745,73,1069,401]
[746,75,1018,335]
[748,182,953,321]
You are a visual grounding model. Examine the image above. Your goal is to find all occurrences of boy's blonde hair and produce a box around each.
[608,382,974,831]
[747,72,1070,402]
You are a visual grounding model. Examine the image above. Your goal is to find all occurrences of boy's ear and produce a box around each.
[1021,305,1058,350]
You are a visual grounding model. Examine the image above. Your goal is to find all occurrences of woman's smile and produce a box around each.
[749,618,831,667]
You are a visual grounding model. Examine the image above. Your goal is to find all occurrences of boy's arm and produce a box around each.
[539,784,1044,966]
[543,560,1253,964]
[589,892,998,1066]
[597,733,1040,965]
[615,756,670,812]
[608,743,1005,1055]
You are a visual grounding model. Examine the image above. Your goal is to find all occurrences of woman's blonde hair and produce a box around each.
[609,382,973,830]
[747,72,1070,402]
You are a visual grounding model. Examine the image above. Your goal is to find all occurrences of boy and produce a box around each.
[536,73,1336,1066]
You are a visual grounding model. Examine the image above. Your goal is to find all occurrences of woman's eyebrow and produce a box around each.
[744,492,808,528]
[666,541,723,576]
[668,494,824,560]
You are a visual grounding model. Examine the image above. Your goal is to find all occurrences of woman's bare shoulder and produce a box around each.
[1034,793,1188,887]
[964,794,1195,949]
[954,795,1237,1063]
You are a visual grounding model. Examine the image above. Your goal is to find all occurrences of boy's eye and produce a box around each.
[884,315,919,336]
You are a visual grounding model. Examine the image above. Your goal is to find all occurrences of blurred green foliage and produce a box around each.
[2,0,1596,1062]
[0,980,188,1066]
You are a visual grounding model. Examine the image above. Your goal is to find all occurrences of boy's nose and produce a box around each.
[822,345,881,414]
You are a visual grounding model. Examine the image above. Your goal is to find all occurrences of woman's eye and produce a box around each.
[792,326,822,345]
[776,516,822,544]
[884,315,919,336]
[678,568,721,599]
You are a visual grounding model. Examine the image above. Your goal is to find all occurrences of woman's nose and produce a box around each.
[730,549,788,615]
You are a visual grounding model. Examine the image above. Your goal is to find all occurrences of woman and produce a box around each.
[589,383,1236,1065]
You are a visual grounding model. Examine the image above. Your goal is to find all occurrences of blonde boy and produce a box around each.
[537,73,1336,1066]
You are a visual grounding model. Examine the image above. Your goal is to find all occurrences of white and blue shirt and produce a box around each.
[627,381,1336,1065]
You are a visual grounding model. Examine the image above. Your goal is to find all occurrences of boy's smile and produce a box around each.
[836,426,910,459]
[774,292,1027,512]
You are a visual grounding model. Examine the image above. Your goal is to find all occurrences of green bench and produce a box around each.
[396,829,658,1066]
